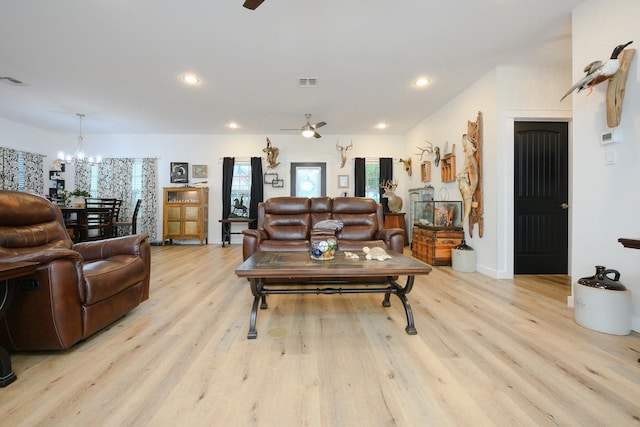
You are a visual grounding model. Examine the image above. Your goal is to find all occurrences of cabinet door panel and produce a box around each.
[184,221,199,235]
[167,206,182,221]
[167,222,181,235]
[184,206,199,221]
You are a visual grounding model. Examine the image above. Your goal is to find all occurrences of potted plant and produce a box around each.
[69,189,91,207]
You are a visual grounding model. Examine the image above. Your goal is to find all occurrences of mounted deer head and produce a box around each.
[336,140,353,168]
[379,179,403,213]
[399,158,412,176]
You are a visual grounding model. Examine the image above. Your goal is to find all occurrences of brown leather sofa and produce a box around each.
[0,190,151,351]
[242,196,404,260]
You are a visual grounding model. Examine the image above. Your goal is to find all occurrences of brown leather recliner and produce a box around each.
[0,190,151,350]
[242,196,405,260]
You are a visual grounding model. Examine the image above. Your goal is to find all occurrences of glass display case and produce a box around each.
[408,186,434,242]
[412,200,462,228]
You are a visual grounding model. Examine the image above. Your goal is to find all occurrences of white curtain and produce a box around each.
[75,157,158,241]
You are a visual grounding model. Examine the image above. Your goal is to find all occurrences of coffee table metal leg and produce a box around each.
[385,275,417,335]
[248,295,260,339]
[248,278,267,339]
[0,347,17,387]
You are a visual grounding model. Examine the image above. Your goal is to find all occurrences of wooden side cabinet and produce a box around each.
[163,187,209,245]
[412,225,463,266]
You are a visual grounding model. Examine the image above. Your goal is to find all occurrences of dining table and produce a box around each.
[60,206,89,242]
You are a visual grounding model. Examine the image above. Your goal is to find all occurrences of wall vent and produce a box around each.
[298,77,317,87]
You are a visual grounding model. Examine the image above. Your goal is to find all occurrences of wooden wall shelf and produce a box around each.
[618,238,640,249]
[440,154,456,182]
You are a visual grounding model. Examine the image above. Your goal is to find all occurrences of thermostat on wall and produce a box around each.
[601,130,621,145]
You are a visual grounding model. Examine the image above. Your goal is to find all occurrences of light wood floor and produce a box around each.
[1,244,639,426]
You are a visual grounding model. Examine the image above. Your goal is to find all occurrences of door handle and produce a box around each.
[559,203,569,210]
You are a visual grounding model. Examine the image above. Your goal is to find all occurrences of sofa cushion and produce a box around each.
[263,197,311,240]
[259,240,309,252]
[331,197,380,241]
[310,197,332,226]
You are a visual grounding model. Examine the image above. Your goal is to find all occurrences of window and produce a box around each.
[17,155,25,191]
[365,161,380,202]
[230,161,251,217]
[89,159,143,209]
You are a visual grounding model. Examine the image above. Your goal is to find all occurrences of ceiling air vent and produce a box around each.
[298,77,317,88]
[0,76,26,86]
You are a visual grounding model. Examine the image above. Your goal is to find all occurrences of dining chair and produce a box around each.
[84,198,118,240]
[114,199,142,235]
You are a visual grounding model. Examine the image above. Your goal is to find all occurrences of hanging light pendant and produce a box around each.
[58,113,102,164]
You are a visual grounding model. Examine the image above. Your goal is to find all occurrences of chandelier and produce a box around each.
[58,113,102,164]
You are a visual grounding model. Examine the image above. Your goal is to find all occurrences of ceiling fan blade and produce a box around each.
[243,0,265,10]
[312,121,327,129]
[313,132,322,139]
[279,128,300,131]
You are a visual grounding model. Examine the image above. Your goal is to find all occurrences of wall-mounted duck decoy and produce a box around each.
[560,41,633,102]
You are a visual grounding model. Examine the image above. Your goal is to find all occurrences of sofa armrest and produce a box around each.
[376,228,405,254]
[242,229,267,260]
[73,234,149,261]
[0,247,82,264]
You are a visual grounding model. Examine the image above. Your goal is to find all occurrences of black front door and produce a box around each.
[514,121,569,274]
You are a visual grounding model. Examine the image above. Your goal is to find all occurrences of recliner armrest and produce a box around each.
[73,234,149,261]
[242,229,267,260]
[376,228,405,254]
[0,247,82,264]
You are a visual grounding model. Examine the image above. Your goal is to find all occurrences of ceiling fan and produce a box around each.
[243,0,266,10]
[281,114,327,139]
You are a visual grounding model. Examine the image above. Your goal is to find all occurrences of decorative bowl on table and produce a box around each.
[310,236,338,260]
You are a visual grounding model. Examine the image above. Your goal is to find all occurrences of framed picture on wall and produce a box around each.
[338,175,349,188]
[192,164,208,179]
[264,173,278,184]
[170,162,188,183]
[420,161,431,183]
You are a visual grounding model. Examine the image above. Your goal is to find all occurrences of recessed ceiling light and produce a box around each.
[182,74,200,85]
[375,123,387,130]
[414,77,430,87]
[227,122,239,129]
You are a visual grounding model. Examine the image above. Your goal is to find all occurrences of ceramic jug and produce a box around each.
[577,265,626,290]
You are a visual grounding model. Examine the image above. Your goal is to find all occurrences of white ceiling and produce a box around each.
[0,0,584,136]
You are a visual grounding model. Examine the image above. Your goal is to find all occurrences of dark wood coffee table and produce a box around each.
[235,251,432,339]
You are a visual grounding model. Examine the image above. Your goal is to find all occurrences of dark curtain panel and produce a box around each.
[354,157,365,197]
[249,157,263,229]
[222,157,234,223]
[379,157,393,213]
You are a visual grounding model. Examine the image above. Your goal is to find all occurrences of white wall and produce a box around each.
[1,126,408,244]
[0,117,65,163]
[404,48,574,278]
[405,71,499,276]
[571,0,640,331]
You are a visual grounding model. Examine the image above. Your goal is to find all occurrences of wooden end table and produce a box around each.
[219,218,255,247]
[0,261,38,387]
[235,251,432,339]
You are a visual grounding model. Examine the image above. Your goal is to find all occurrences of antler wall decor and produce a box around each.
[336,140,353,168]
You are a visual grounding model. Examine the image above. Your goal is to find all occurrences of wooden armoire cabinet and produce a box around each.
[163,187,209,245]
